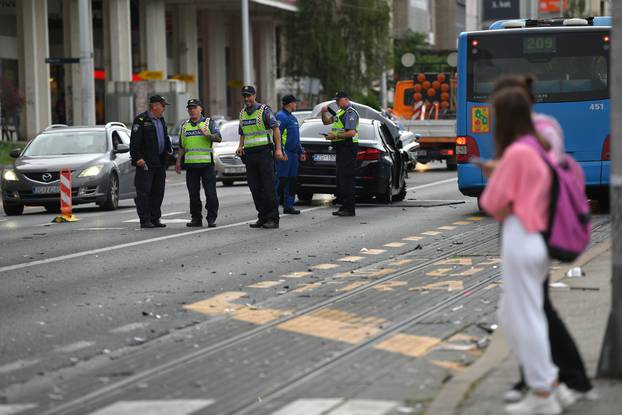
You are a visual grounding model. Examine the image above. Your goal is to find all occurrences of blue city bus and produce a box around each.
[455,17,611,206]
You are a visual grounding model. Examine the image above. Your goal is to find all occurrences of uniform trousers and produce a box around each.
[275,149,299,209]
[186,165,219,222]
[335,141,358,213]
[134,165,166,223]
[244,148,279,223]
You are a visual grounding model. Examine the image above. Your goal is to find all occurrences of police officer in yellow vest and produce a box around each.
[235,85,286,229]
[321,91,359,216]
[175,99,221,227]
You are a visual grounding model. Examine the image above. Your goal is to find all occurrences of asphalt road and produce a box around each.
[0,163,610,415]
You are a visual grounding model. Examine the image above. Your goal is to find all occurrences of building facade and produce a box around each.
[1,0,296,140]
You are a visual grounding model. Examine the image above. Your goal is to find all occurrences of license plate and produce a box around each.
[224,167,245,174]
[312,153,336,162]
[32,186,60,194]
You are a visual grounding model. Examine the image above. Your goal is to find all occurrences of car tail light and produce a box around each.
[602,135,610,161]
[456,135,479,163]
[357,148,381,161]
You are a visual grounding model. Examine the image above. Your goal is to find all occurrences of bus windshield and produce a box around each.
[468,30,609,103]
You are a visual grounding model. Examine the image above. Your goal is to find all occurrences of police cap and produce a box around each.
[241,85,256,96]
[149,94,170,105]
[186,99,202,108]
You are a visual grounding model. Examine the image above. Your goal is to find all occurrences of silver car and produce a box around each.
[1,123,136,215]
[214,120,246,186]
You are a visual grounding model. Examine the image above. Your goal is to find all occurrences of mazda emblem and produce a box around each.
[42,173,52,182]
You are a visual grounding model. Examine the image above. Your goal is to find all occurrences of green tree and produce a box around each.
[393,31,456,80]
[283,0,391,103]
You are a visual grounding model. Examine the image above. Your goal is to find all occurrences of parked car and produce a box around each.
[1,123,136,215]
[292,110,312,125]
[297,118,409,203]
[214,120,246,186]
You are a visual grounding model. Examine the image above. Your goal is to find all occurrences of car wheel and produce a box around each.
[3,202,24,216]
[222,180,234,187]
[296,191,313,203]
[101,173,119,211]
[377,174,393,204]
[446,160,458,171]
[393,176,407,202]
[44,204,61,213]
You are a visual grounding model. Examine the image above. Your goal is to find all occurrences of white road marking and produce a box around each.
[406,177,457,192]
[87,400,215,415]
[330,399,400,415]
[160,211,184,217]
[0,359,39,374]
[75,227,126,231]
[124,218,189,224]
[272,399,343,415]
[54,341,95,353]
[0,206,323,274]
[0,219,7,222]
[0,404,38,415]
[0,177,455,275]
[110,322,148,333]
[271,399,400,415]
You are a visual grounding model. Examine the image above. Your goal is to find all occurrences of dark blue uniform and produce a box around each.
[130,111,172,225]
[275,108,303,209]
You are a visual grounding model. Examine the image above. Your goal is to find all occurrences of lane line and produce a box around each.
[110,322,148,333]
[0,359,39,374]
[0,177,457,275]
[0,404,39,414]
[0,206,323,274]
[406,177,457,192]
[54,341,95,353]
[87,400,215,415]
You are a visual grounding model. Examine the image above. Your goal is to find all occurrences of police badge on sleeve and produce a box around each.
[132,123,140,132]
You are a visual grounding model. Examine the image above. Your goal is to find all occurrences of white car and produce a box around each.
[214,120,246,186]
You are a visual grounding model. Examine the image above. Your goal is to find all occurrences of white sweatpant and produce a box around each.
[498,215,558,391]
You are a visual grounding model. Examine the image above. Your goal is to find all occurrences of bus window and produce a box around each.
[468,31,609,103]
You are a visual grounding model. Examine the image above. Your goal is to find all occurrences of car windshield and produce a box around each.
[218,122,241,143]
[299,122,377,142]
[23,132,108,156]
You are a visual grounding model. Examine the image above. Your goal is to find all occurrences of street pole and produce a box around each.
[78,0,95,125]
[381,71,388,110]
[597,0,622,378]
[241,0,252,86]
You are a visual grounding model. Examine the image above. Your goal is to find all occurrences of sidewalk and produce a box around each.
[427,240,620,415]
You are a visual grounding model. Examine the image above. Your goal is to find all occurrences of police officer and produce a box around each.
[175,99,221,228]
[275,94,305,215]
[130,95,173,228]
[321,91,359,217]
[235,85,286,229]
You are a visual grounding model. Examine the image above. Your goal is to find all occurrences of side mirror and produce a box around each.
[9,149,21,158]
[114,143,130,153]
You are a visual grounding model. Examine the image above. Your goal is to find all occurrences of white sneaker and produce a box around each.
[504,388,525,403]
[554,383,576,409]
[571,388,599,401]
[504,391,562,415]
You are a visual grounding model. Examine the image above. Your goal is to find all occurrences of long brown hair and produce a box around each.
[491,87,549,158]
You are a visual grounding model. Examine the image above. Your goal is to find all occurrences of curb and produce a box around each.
[424,238,612,415]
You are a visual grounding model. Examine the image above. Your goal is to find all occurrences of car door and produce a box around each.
[114,129,135,196]
[378,124,401,190]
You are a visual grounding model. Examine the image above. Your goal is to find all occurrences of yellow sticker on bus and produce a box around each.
[471,106,490,134]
